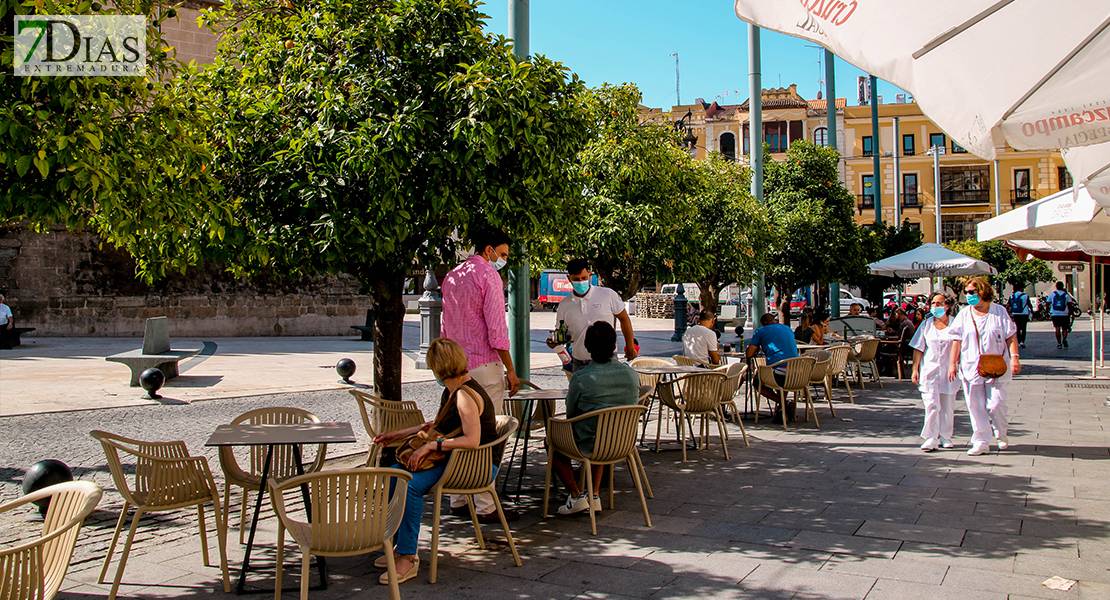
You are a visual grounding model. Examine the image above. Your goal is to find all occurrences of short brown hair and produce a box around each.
[962,276,995,303]
[426,338,469,381]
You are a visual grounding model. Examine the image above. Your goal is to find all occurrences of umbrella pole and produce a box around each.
[1092,257,1097,378]
[1100,263,1105,369]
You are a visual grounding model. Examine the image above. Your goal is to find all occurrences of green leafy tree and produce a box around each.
[566,83,696,300]
[763,141,869,324]
[941,240,1052,296]
[0,0,223,279]
[188,0,589,398]
[851,219,924,306]
[668,154,768,314]
[1002,255,1054,292]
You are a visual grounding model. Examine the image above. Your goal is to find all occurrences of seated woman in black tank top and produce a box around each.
[370,337,497,585]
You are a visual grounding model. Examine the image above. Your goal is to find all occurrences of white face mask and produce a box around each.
[485,249,507,271]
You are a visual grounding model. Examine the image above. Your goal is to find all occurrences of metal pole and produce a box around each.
[826,49,841,318]
[933,145,942,290]
[671,283,688,342]
[749,23,766,327]
[993,159,1002,217]
[1100,263,1105,369]
[1092,257,1097,377]
[893,116,901,228]
[870,74,882,224]
[507,0,531,379]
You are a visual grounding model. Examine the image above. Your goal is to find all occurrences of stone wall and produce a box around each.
[0,227,371,337]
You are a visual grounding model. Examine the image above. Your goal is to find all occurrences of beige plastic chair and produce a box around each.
[0,481,102,600]
[218,407,329,544]
[91,430,231,600]
[756,356,817,430]
[351,390,427,467]
[673,355,712,367]
[271,468,411,600]
[824,344,855,404]
[630,356,671,435]
[848,338,883,389]
[428,415,522,584]
[713,362,750,447]
[804,350,834,425]
[543,404,651,535]
[656,372,730,461]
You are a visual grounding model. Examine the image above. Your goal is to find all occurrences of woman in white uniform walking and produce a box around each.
[947,276,1021,456]
[910,292,959,452]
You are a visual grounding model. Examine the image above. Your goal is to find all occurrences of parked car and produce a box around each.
[537,270,598,310]
[838,289,870,314]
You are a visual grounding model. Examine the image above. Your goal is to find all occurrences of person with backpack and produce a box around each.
[1007,285,1033,348]
[1048,281,1077,349]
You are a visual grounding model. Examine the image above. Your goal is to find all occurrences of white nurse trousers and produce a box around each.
[920,392,955,441]
[964,381,1008,445]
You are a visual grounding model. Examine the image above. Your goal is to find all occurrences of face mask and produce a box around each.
[931,306,946,318]
[485,251,507,271]
[571,281,590,295]
[966,293,980,306]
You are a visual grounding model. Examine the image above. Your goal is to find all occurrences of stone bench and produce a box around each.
[1,327,35,348]
[106,317,201,386]
[350,308,374,342]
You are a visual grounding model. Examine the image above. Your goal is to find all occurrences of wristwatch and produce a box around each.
[436,438,444,452]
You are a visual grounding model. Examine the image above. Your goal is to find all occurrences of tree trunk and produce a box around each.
[773,280,793,326]
[698,281,720,316]
[367,268,406,400]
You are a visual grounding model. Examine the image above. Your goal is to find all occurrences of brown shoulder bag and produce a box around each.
[973,313,1007,379]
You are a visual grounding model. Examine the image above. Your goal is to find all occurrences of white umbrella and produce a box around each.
[1008,239,1110,256]
[976,186,1110,243]
[732,1,1110,208]
[868,243,998,279]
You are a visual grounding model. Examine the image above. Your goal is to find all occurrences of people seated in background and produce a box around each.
[793,312,814,343]
[910,307,926,328]
[886,308,917,340]
[682,310,720,365]
[809,311,839,345]
[746,313,800,417]
[552,321,640,515]
[848,303,863,316]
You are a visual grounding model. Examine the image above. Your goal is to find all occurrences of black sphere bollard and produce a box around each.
[336,358,356,384]
[139,368,165,399]
[22,460,74,517]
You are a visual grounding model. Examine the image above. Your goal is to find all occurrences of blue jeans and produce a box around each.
[389,463,497,556]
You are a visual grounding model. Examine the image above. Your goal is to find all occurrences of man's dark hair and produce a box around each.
[759,313,777,326]
[566,258,590,276]
[584,321,617,363]
[1056,281,1065,290]
[472,229,512,254]
[699,309,715,323]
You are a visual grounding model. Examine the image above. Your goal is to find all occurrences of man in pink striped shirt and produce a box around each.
[440,229,520,521]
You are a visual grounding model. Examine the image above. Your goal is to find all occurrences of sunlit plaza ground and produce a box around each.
[2,317,1109,599]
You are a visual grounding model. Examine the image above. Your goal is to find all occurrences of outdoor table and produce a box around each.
[206,422,356,595]
[501,388,566,499]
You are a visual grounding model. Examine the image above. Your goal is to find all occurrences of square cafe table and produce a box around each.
[632,364,709,446]
[501,388,567,499]
[206,422,356,594]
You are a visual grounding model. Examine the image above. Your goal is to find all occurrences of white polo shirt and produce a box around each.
[0,303,11,326]
[682,324,718,364]
[556,285,626,361]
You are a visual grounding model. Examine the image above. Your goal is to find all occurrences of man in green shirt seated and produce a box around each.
[553,320,640,516]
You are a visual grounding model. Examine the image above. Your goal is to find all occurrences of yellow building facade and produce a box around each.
[643,86,1068,246]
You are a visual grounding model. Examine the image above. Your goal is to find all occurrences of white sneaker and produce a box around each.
[558,493,590,515]
[920,438,940,452]
[967,442,990,456]
[590,494,602,513]
[939,437,954,449]
[997,436,1010,450]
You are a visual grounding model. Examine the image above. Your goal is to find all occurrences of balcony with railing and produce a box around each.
[1010,189,1038,207]
[901,192,922,210]
[857,194,875,213]
[939,188,991,206]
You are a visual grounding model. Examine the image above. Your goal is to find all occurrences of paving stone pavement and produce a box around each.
[1,319,1108,599]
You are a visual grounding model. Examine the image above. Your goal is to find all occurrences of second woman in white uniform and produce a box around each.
[910,293,960,452]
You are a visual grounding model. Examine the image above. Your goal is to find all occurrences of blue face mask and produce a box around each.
[966,293,980,306]
[931,306,946,318]
[571,281,590,295]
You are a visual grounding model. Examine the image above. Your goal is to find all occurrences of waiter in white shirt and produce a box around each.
[549,259,638,371]
[682,310,720,365]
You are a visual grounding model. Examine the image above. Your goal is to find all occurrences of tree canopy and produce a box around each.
[944,239,1054,294]
[852,219,924,306]
[187,0,590,397]
[762,141,868,323]
[0,0,223,279]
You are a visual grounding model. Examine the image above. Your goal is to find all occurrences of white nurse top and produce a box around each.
[908,316,961,395]
[946,302,1017,386]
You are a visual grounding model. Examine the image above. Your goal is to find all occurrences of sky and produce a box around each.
[478,0,907,110]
